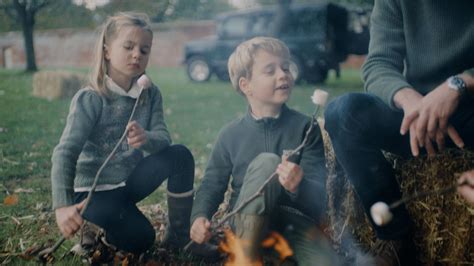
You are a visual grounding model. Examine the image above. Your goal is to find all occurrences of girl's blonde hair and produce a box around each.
[89,12,153,96]
[228,37,290,95]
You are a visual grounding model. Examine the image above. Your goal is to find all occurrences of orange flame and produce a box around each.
[219,228,262,266]
[261,231,294,261]
[219,229,293,265]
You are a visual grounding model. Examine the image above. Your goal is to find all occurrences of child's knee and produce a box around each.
[243,153,281,186]
[250,153,280,172]
[169,144,194,163]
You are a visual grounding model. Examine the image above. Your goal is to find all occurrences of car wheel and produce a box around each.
[186,56,211,82]
[215,69,230,81]
[289,56,303,83]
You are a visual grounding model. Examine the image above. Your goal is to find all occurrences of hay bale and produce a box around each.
[398,150,474,265]
[323,130,474,265]
[323,130,378,260]
[32,70,86,100]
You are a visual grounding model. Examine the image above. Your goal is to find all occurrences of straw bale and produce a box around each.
[32,70,86,100]
[323,130,474,265]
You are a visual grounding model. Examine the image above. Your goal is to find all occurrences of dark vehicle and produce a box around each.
[184,2,370,84]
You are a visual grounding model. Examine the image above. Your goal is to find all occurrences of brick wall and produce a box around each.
[0,20,216,69]
[0,20,365,70]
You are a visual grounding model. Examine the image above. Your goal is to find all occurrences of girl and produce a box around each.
[51,12,215,256]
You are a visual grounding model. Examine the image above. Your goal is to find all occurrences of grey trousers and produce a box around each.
[231,153,340,266]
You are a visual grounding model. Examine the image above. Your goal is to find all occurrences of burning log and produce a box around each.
[324,128,474,265]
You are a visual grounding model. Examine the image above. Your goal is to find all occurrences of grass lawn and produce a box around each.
[0,66,363,264]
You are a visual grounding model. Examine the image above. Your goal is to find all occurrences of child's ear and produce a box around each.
[239,77,252,96]
[104,45,110,60]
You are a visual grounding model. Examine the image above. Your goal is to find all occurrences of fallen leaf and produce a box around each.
[4,194,19,206]
[14,188,34,193]
[39,227,48,234]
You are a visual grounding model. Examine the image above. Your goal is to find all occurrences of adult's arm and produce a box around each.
[362,0,412,110]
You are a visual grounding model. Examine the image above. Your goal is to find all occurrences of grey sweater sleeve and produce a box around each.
[51,89,102,209]
[362,0,412,110]
[191,131,232,224]
[139,86,171,154]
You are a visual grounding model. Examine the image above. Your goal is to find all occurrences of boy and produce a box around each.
[190,37,338,265]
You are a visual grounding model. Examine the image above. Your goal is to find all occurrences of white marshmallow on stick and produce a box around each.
[370,201,393,226]
[311,89,329,107]
[137,74,151,90]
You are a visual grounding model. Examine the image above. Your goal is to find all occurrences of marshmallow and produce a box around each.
[311,89,329,107]
[137,74,151,90]
[370,201,393,226]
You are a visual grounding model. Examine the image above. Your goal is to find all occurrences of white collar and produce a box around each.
[105,75,141,99]
[250,109,280,120]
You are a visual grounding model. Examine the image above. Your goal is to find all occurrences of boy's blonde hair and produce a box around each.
[89,12,153,96]
[227,37,290,94]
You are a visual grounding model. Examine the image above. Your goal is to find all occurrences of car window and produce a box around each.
[221,16,250,38]
[284,9,326,37]
[250,14,274,36]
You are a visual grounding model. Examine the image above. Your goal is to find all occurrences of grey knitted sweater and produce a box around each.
[362,0,474,110]
[51,85,171,209]
[191,105,327,224]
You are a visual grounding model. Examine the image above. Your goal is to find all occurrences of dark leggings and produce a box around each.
[74,144,194,254]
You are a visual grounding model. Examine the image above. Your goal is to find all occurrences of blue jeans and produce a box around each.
[324,92,474,239]
[74,144,194,254]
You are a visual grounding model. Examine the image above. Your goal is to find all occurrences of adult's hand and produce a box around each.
[395,88,425,156]
[458,170,474,205]
[396,87,464,156]
[55,200,85,238]
[414,82,464,151]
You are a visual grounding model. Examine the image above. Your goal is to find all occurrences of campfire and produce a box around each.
[219,229,294,265]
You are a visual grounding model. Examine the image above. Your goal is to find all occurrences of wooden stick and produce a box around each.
[389,180,471,209]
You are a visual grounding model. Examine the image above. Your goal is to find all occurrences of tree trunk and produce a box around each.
[21,12,37,71]
[13,0,39,72]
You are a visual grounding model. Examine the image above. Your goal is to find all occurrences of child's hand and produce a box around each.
[458,170,474,205]
[276,158,303,193]
[127,121,147,148]
[190,217,212,244]
[55,200,85,238]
